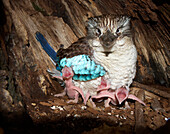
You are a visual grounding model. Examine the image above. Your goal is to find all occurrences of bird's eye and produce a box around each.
[116,28,121,36]
[95,28,101,36]
[116,29,120,33]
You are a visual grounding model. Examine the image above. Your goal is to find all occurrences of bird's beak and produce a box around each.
[62,66,74,79]
[115,87,129,105]
[99,30,116,48]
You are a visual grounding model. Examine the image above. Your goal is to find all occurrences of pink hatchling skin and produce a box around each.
[53,66,86,104]
[92,77,146,107]
[115,87,146,106]
[53,67,145,107]
[92,77,117,107]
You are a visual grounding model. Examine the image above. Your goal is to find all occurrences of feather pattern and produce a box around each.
[35,14,140,106]
[60,54,106,81]
[56,37,93,59]
[36,32,106,81]
[74,14,137,91]
[35,32,58,63]
[36,32,61,70]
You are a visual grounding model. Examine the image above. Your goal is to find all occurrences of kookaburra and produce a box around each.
[36,15,145,107]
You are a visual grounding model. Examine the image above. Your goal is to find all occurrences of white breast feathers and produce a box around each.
[92,36,137,90]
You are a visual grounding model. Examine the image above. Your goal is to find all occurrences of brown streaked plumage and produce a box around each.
[57,14,131,60]
[57,37,93,60]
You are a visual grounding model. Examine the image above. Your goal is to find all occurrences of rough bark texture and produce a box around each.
[0,0,169,133]
[135,89,146,134]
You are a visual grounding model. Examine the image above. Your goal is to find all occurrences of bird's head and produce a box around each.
[62,66,74,80]
[86,15,131,52]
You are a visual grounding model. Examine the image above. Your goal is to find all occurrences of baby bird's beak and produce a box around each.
[62,66,74,79]
[115,87,129,105]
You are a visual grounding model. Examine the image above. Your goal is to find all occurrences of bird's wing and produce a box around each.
[60,54,106,81]
[56,37,93,59]
[57,37,106,81]
[35,32,106,81]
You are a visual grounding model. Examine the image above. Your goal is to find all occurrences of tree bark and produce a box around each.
[0,0,169,133]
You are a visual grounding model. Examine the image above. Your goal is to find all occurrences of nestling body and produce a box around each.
[53,66,86,104]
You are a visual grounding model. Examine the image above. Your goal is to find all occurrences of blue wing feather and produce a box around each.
[36,32,106,81]
[60,55,106,81]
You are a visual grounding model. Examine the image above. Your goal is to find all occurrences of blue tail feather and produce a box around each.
[35,32,58,63]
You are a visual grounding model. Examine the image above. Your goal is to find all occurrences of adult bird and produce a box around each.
[36,15,145,107]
